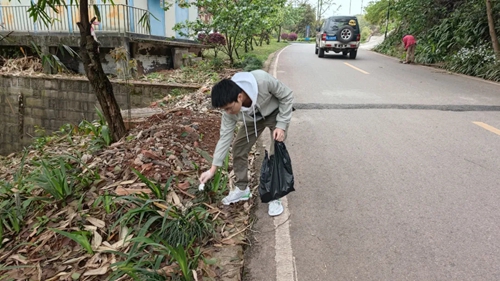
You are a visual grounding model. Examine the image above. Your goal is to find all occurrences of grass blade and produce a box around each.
[51,228,94,254]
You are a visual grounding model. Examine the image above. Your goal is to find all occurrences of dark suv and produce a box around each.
[315,16,361,59]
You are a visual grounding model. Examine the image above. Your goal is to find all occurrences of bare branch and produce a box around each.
[0,31,14,43]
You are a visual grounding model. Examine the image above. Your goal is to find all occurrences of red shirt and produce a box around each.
[403,35,416,49]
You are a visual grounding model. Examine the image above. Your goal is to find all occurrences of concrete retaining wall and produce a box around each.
[0,75,200,155]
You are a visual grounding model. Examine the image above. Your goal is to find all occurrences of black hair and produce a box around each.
[211,78,242,108]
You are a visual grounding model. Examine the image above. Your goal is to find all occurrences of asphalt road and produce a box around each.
[244,43,500,281]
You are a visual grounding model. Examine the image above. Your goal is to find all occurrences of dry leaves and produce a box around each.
[0,81,257,280]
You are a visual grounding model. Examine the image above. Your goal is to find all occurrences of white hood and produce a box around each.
[232,72,258,112]
[231,72,259,142]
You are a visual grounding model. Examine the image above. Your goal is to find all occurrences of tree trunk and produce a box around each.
[226,32,235,65]
[234,47,240,61]
[278,26,281,42]
[77,0,126,142]
[486,0,500,60]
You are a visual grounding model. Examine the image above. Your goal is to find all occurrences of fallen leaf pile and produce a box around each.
[0,56,44,75]
[140,67,240,85]
[0,84,258,280]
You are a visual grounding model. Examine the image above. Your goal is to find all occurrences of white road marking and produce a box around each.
[273,46,290,78]
[274,197,296,281]
[270,45,297,281]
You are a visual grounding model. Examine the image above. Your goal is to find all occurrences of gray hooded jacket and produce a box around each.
[212,70,294,167]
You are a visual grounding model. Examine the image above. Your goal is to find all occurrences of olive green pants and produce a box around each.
[232,111,287,190]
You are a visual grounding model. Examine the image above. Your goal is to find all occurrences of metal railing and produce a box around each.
[0,4,151,35]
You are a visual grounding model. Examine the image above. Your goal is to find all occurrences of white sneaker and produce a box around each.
[268,199,284,217]
[222,187,252,205]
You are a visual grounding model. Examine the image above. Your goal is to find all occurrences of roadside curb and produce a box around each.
[212,48,281,281]
[372,50,500,86]
[241,47,284,281]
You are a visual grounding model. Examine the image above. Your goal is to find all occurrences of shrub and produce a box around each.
[197,33,207,43]
[481,63,500,82]
[280,33,289,40]
[241,55,263,72]
[445,45,497,77]
[197,32,226,46]
[361,26,371,43]
[207,32,226,46]
[288,33,298,41]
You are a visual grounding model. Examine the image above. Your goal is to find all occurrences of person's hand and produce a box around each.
[199,170,214,184]
[273,128,285,142]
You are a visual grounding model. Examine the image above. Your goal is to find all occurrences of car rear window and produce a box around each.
[326,17,358,32]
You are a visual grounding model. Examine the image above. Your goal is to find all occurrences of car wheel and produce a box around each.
[318,48,325,58]
[315,44,319,54]
[349,50,357,59]
[338,25,356,44]
[342,50,348,56]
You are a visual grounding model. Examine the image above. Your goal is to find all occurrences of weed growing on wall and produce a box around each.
[110,46,137,80]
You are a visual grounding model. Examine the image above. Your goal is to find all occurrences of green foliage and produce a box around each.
[158,206,213,248]
[51,228,94,254]
[356,15,375,43]
[32,126,53,151]
[446,45,497,78]
[115,171,214,247]
[173,0,287,64]
[111,236,203,281]
[235,55,263,71]
[29,158,75,201]
[197,150,230,196]
[0,154,39,246]
[176,59,221,84]
[210,152,230,194]
[209,57,225,71]
[481,63,500,82]
[30,42,77,73]
[165,243,203,281]
[361,26,372,43]
[109,192,213,280]
[110,46,137,80]
[78,107,112,150]
[92,191,116,214]
[364,0,390,27]
[290,3,317,37]
[28,152,99,203]
[133,168,173,200]
[371,0,500,82]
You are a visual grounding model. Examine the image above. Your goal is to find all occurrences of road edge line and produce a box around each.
[271,45,297,281]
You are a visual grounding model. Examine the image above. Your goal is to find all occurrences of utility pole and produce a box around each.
[317,0,320,25]
[349,0,352,14]
[317,0,323,26]
[361,0,363,14]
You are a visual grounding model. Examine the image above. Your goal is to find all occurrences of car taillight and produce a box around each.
[356,34,361,41]
[322,33,326,41]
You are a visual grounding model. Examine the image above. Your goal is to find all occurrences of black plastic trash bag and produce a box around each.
[258,141,295,203]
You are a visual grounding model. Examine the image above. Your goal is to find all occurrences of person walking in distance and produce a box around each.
[199,70,294,217]
[402,34,417,64]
